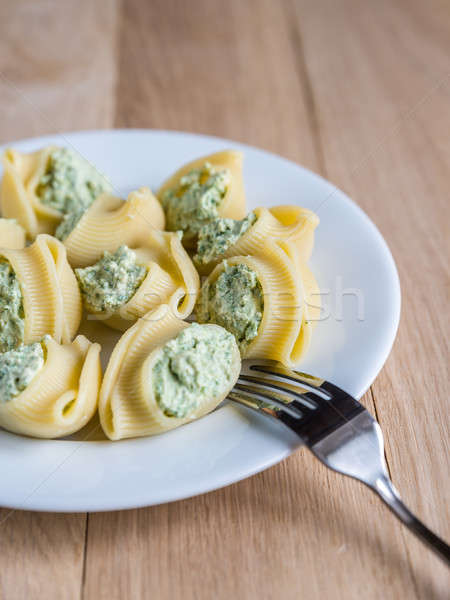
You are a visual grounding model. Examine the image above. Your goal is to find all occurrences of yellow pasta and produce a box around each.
[0,336,101,439]
[0,147,59,239]
[79,230,200,331]
[197,243,319,366]
[256,206,318,262]
[62,187,165,267]
[0,218,26,249]
[195,205,319,275]
[0,142,322,442]
[1,234,82,344]
[157,150,247,247]
[0,146,113,241]
[99,305,241,440]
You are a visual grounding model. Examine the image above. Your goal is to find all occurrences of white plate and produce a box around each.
[0,130,401,512]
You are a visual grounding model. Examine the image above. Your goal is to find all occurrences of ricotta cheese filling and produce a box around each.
[37,147,112,215]
[161,162,230,240]
[0,342,44,403]
[0,260,25,352]
[195,212,256,264]
[152,323,236,418]
[197,263,263,352]
[55,207,85,241]
[75,245,147,313]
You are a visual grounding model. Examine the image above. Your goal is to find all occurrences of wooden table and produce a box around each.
[0,1,448,598]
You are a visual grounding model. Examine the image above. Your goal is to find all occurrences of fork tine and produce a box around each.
[228,390,285,419]
[238,374,319,410]
[247,362,330,397]
[234,383,303,418]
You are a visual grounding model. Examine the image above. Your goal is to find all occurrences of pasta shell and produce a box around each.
[195,205,319,275]
[267,205,319,263]
[0,335,101,439]
[84,230,200,331]
[0,218,26,249]
[63,187,165,267]
[157,150,246,248]
[99,305,241,440]
[0,147,62,239]
[198,244,319,366]
[0,234,82,344]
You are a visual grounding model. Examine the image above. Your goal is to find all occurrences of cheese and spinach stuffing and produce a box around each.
[0,260,25,352]
[195,212,256,264]
[0,342,45,403]
[161,162,230,240]
[55,207,86,241]
[37,147,111,215]
[37,147,112,240]
[152,323,236,418]
[197,263,263,352]
[75,245,147,313]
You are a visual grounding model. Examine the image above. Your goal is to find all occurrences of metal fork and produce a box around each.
[229,359,450,566]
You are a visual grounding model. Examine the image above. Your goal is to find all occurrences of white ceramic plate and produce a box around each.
[0,130,400,512]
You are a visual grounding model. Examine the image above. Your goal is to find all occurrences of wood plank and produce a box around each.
[85,452,421,600]
[290,0,450,595]
[0,510,86,600]
[84,1,428,598]
[0,0,119,144]
[114,0,319,171]
[0,2,119,599]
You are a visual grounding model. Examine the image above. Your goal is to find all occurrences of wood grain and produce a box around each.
[290,0,450,595]
[115,0,321,171]
[0,510,86,600]
[0,0,119,144]
[0,2,118,599]
[0,0,449,599]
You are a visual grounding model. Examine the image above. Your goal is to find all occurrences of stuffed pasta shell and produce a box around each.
[99,305,241,440]
[0,335,101,438]
[0,218,26,249]
[196,242,319,367]
[59,187,165,267]
[0,234,81,351]
[75,231,199,331]
[157,150,246,248]
[194,205,319,274]
[1,146,112,239]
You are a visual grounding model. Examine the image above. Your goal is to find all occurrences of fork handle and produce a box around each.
[371,475,450,566]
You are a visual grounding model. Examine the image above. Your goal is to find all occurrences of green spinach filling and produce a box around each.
[195,212,256,264]
[37,147,112,240]
[0,260,25,352]
[197,263,263,352]
[152,323,235,418]
[55,207,85,241]
[161,162,230,240]
[75,245,147,314]
[0,342,44,403]
[37,147,111,215]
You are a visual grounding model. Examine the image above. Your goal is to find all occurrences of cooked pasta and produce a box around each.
[194,205,319,274]
[0,219,26,249]
[0,146,111,239]
[157,150,246,247]
[61,187,165,267]
[99,305,241,440]
[197,242,319,366]
[0,234,82,346]
[0,335,101,438]
[75,232,199,331]
[0,144,321,442]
